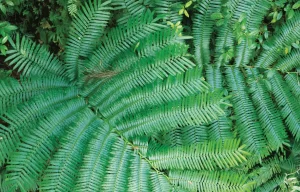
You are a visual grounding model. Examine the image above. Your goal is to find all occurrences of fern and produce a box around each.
[1,0,300,191]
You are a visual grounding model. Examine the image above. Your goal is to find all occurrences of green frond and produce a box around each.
[0,87,78,165]
[112,0,148,24]
[235,0,271,66]
[148,139,249,171]
[169,170,254,192]
[40,113,101,192]
[115,91,227,137]
[5,35,66,77]
[225,67,269,157]
[249,157,283,188]
[269,71,300,140]
[214,23,235,67]
[254,175,286,192]
[105,67,209,122]
[88,43,195,113]
[274,49,300,72]
[208,116,234,141]
[247,69,289,151]
[285,73,300,100]
[151,0,183,23]
[193,0,221,66]
[0,75,71,115]
[256,12,300,68]
[86,11,166,73]
[74,126,118,192]
[205,65,223,89]
[65,0,112,81]
[2,99,87,191]
[154,125,209,147]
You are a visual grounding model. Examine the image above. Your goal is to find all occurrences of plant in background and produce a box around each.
[0,0,299,192]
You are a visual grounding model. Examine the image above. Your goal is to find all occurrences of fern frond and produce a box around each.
[247,69,289,151]
[154,125,209,147]
[65,0,112,81]
[274,49,300,72]
[269,71,300,140]
[112,0,148,24]
[88,44,195,113]
[0,87,78,165]
[193,0,221,66]
[148,139,249,171]
[254,175,286,192]
[249,156,283,188]
[151,0,183,23]
[0,76,71,115]
[235,0,270,66]
[2,99,87,191]
[86,11,166,73]
[285,73,300,100]
[5,35,66,77]
[115,91,227,137]
[39,112,101,192]
[208,116,234,141]
[169,170,254,192]
[226,67,269,157]
[74,126,117,192]
[255,12,300,68]
[105,67,209,122]
[205,65,223,89]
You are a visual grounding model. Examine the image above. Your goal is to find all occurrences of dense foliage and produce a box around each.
[0,0,300,191]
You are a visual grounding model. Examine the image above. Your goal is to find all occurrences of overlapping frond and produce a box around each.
[0,75,71,115]
[148,139,249,171]
[225,67,269,157]
[65,0,112,81]
[5,35,66,77]
[105,67,209,122]
[193,0,221,66]
[247,69,289,151]
[115,91,227,137]
[169,170,254,192]
[40,112,101,191]
[274,48,300,72]
[0,87,78,165]
[85,11,166,73]
[235,0,270,66]
[256,12,300,68]
[269,71,300,140]
[88,43,195,113]
[285,73,300,100]
[2,99,87,191]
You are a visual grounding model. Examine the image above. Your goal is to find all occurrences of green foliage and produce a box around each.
[0,0,300,192]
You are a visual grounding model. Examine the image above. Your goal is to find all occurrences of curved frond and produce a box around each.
[5,35,66,77]
[40,112,102,192]
[65,0,112,81]
[193,0,221,66]
[169,170,254,192]
[148,139,249,171]
[2,99,87,191]
[0,87,78,165]
[255,12,300,68]
[115,91,227,137]
[274,49,300,72]
[247,69,289,151]
[0,76,71,115]
[269,71,300,140]
[225,67,269,157]
[285,73,300,100]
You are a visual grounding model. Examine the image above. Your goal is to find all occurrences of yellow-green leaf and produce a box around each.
[292,1,300,9]
[185,1,192,8]
[184,10,189,17]
[179,9,184,15]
